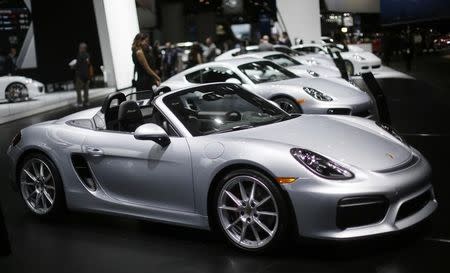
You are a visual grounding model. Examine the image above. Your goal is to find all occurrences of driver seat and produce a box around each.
[118,101,144,132]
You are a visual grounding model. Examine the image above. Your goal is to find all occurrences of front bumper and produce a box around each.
[353,60,382,75]
[284,152,437,240]
[301,97,373,118]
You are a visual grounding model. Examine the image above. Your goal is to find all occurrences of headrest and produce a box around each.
[118,101,143,121]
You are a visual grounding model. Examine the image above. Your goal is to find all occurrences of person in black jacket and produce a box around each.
[75,43,91,107]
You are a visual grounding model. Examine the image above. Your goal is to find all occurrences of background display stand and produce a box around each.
[0,201,11,256]
[361,72,392,125]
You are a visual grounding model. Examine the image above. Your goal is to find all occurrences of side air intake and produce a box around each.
[71,154,97,191]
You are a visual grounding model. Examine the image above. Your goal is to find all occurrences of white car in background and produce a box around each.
[163,57,373,116]
[0,76,45,103]
[292,43,382,76]
[224,51,342,79]
[215,45,336,68]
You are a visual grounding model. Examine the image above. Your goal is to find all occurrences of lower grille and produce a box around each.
[353,110,371,117]
[396,190,432,221]
[327,108,351,115]
[337,196,389,229]
[372,65,381,69]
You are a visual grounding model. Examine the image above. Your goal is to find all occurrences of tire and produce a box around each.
[18,153,65,217]
[212,169,290,252]
[5,82,27,103]
[344,60,354,76]
[273,97,302,114]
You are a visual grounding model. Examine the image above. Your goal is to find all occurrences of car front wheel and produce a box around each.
[6,83,28,103]
[19,153,65,217]
[213,169,290,252]
[273,97,302,114]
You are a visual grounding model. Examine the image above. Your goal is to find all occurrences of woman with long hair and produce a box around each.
[132,32,161,100]
[186,42,203,69]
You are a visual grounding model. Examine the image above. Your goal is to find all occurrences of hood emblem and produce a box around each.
[386,153,395,159]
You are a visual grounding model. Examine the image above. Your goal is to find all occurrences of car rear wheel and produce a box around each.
[273,97,302,114]
[344,60,354,76]
[213,169,289,252]
[5,83,27,103]
[19,153,65,217]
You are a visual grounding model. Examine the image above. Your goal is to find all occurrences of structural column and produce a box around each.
[277,0,321,44]
[93,0,140,89]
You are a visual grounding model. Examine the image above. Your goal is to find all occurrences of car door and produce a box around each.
[82,130,194,212]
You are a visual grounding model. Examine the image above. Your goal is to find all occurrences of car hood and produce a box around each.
[220,115,412,172]
[288,65,341,78]
[342,51,380,63]
[259,78,367,100]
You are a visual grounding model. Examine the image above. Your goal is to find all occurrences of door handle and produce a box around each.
[84,146,104,157]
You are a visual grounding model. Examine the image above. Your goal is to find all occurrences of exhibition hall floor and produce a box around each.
[1,53,450,272]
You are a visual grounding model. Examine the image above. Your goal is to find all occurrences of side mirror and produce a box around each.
[134,124,171,147]
[225,78,242,85]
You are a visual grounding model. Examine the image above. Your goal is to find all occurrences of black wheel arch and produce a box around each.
[269,95,303,113]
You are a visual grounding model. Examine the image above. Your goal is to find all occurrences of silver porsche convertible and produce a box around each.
[7,83,437,252]
[163,58,373,117]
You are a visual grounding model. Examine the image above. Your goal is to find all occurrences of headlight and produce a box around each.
[307,70,320,77]
[376,122,405,143]
[303,87,333,101]
[25,79,33,84]
[352,54,366,61]
[291,148,354,180]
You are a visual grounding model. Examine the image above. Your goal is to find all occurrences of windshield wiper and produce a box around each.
[204,124,254,135]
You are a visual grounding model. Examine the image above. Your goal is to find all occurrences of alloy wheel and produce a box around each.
[6,83,26,102]
[217,175,279,249]
[20,158,56,215]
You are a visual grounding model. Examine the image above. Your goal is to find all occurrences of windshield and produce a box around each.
[323,44,348,53]
[238,61,298,84]
[274,46,304,57]
[163,84,291,136]
[264,54,301,67]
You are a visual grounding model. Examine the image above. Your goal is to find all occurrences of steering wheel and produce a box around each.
[224,111,242,122]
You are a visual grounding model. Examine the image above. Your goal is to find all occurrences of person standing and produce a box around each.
[162,42,177,80]
[258,35,274,51]
[132,33,161,100]
[186,43,203,69]
[152,40,162,77]
[5,47,17,75]
[279,32,292,47]
[74,43,92,107]
[204,37,217,62]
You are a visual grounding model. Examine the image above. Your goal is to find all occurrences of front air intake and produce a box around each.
[337,196,389,229]
[71,154,97,191]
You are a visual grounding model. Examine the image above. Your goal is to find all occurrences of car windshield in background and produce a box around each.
[238,61,298,84]
[163,84,290,136]
[324,44,348,53]
[264,54,301,67]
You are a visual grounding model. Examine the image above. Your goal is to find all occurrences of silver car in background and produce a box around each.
[163,58,373,116]
[215,45,337,68]
[224,51,342,78]
[7,83,437,252]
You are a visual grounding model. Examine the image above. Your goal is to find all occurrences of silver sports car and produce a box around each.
[8,83,437,252]
[223,51,342,79]
[163,58,373,117]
